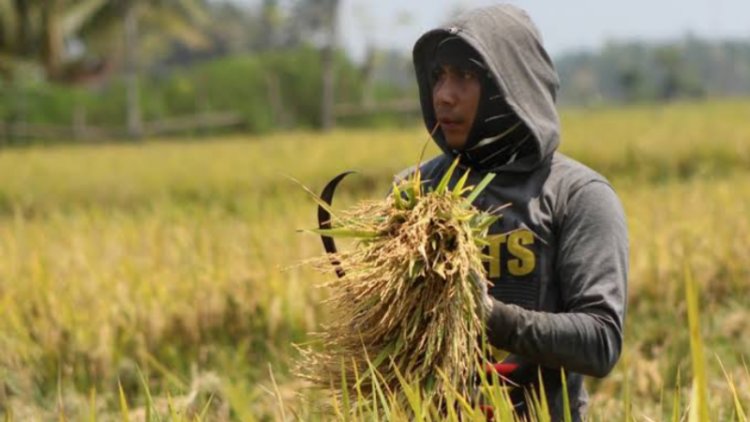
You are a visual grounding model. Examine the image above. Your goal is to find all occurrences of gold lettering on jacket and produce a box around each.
[482,229,536,278]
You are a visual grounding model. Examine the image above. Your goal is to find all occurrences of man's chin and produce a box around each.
[445,138,468,151]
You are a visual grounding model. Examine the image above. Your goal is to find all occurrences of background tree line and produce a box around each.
[556,37,750,105]
[1,0,749,145]
[0,0,356,143]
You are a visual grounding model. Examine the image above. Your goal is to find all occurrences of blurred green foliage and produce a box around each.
[0,46,367,135]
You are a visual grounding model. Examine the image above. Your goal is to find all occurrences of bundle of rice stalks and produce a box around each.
[299,158,500,411]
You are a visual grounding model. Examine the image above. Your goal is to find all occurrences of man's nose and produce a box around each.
[433,78,458,107]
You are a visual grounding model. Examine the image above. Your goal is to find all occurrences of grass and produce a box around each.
[0,99,748,419]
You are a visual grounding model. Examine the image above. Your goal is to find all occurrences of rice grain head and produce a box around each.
[299,158,499,414]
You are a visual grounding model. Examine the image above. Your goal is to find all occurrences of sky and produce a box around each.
[336,0,750,61]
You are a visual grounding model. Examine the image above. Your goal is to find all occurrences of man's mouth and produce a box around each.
[438,117,463,130]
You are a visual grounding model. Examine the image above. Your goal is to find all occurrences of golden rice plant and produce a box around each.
[297,157,500,413]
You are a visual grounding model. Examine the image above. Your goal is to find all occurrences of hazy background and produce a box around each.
[2,2,750,419]
[335,0,750,60]
[1,0,749,143]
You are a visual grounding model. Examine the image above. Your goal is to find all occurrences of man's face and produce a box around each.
[431,64,481,150]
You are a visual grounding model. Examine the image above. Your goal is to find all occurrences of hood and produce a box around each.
[412,5,561,173]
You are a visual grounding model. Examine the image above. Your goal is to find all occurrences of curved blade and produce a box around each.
[318,171,356,278]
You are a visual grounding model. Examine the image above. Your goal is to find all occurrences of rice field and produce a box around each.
[0,99,749,420]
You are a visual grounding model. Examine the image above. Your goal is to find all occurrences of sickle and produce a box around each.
[318,171,356,278]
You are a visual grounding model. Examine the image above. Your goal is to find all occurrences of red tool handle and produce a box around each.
[485,362,519,376]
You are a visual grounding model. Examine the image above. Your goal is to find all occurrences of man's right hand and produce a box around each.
[472,271,494,318]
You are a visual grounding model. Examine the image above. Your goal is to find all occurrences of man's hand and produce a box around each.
[472,271,494,318]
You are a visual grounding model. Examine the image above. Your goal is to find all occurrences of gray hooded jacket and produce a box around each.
[404,5,629,420]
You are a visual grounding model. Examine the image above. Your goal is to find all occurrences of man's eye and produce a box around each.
[461,70,477,80]
[430,67,445,82]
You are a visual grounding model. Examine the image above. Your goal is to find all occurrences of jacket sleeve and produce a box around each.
[485,181,629,377]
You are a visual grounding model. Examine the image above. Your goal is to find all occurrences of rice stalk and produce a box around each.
[298,158,499,414]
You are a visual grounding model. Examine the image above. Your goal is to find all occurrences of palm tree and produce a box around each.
[0,0,209,138]
[67,0,210,138]
[0,0,118,82]
[0,0,33,79]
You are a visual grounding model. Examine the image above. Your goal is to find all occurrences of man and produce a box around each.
[401,5,629,421]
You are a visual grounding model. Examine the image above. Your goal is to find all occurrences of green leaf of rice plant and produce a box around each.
[475,240,491,249]
[135,367,158,422]
[374,367,398,421]
[671,368,682,422]
[434,368,479,419]
[268,364,288,422]
[198,395,215,421]
[337,359,351,421]
[465,172,496,204]
[117,381,130,422]
[392,182,406,210]
[329,378,345,421]
[623,368,632,422]
[355,340,396,390]
[392,363,424,421]
[400,181,419,209]
[716,356,747,422]
[287,175,342,221]
[560,369,572,422]
[310,227,380,239]
[348,359,366,419]
[452,168,472,198]
[166,393,180,421]
[473,215,500,234]
[478,369,515,422]
[88,388,97,422]
[435,157,461,195]
[142,352,188,390]
[535,370,552,422]
[423,374,436,396]
[685,264,710,422]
